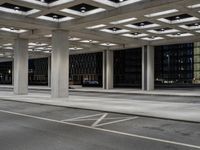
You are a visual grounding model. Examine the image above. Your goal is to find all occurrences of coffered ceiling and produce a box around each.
[0,0,200,58]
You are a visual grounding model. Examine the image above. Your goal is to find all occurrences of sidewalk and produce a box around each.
[0,91,200,123]
[1,85,200,97]
[71,87,200,97]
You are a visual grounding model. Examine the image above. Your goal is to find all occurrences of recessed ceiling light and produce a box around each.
[80,40,99,43]
[69,37,81,41]
[14,6,20,10]
[122,33,148,38]
[188,4,200,9]
[80,6,86,13]
[86,24,107,29]
[69,47,83,50]
[100,43,117,46]
[145,9,179,17]
[166,33,193,37]
[141,36,164,41]
[110,17,137,24]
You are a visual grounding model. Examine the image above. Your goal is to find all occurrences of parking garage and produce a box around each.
[0,0,200,149]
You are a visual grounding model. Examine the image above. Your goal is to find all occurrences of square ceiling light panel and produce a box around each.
[38,13,73,22]
[100,42,117,46]
[122,32,148,38]
[188,3,200,9]
[145,9,179,18]
[86,24,107,29]
[125,21,160,29]
[100,27,130,34]
[69,37,81,41]
[69,47,83,50]
[166,32,193,38]
[0,27,27,33]
[93,0,143,8]
[36,0,58,3]
[21,0,74,7]
[0,3,40,15]
[179,22,200,30]
[141,36,164,41]
[158,14,199,24]
[61,3,105,16]
[80,40,99,43]
[147,27,179,34]
[110,17,137,25]
[108,0,128,3]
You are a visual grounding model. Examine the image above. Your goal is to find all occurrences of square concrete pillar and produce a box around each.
[103,50,114,89]
[51,30,69,98]
[142,45,155,91]
[13,38,28,95]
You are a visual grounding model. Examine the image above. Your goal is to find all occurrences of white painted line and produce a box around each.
[66,117,135,122]
[96,117,139,127]
[61,113,104,122]
[92,113,108,127]
[0,109,200,149]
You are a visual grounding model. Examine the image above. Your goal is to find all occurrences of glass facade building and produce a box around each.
[0,58,48,85]
[0,61,12,84]
[155,43,195,87]
[69,52,103,86]
[0,43,200,88]
[114,48,142,88]
[28,58,48,85]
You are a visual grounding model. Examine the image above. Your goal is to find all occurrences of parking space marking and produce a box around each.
[92,113,108,127]
[0,109,200,149]
[61,113,104,122]
[95,116,139,127]
[64,117,135,122]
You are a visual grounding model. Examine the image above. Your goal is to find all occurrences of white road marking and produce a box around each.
[95,117,139,127]
[0,109,200,149]
[92,113,108,127]
[66,117,135,122]
[61,113,104,122]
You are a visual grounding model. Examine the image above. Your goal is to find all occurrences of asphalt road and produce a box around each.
[0,100,199,150]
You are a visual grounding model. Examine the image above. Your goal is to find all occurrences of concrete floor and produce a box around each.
[0,100,199,150]
[0,90,200,122]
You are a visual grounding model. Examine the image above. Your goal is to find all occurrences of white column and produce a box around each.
[51,30,69,98]
[103,50,114,89]
[142,45,154,91]
[14,38,28,95]
[48,56,51,87]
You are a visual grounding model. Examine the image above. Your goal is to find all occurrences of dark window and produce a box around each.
[114,48,142,88]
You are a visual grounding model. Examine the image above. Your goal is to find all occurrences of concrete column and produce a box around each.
[13,38,28,95]
[142,45,155,91]
[48,56,51,87]
[103,50,114,89]
[51,30,69,98]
